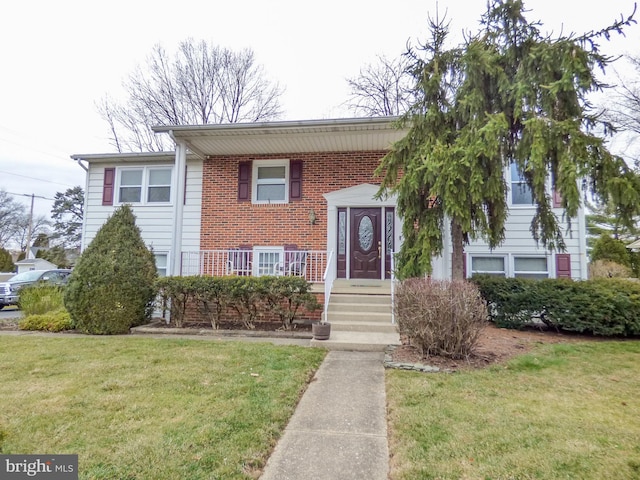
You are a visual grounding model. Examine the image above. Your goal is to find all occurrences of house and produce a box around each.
[72,117,588,291]
[15,258,58,274]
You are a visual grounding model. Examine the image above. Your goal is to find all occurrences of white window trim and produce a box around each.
[153,252,170,277]
[507,164,555,208]
[512,255,549,278]
[252,159,289,204]
[253,246,284,276]
[468,253,550,279]
[116,166,173,205]
[470,255,507,277]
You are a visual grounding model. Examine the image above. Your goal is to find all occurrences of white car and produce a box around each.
[0,269,71,309]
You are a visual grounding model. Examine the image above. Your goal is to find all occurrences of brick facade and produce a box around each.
[200,151,387,250]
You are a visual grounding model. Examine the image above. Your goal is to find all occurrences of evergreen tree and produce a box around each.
[590,234,631,266]
[377,0,639,279]
[0,248,15,272]
[64,205,158,334]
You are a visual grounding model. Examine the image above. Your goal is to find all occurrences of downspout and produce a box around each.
[170,136,187,276]
[74,158,89,252]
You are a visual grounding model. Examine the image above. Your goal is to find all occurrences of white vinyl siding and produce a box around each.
[83,158,202,255]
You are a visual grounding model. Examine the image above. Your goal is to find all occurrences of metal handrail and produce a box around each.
[390,251,397,324]
[322,250,335,324]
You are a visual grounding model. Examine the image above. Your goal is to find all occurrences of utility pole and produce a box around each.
[22,193,47,259]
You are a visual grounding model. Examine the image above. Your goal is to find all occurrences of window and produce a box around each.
[513,257,548,279]
[510,163,533,205]
[117,167,172,204]
[469,254,551,279]
[471,256,506,276]
[148,168,172,202]
[252,160,289,203]
[119,169,143,203]
[154,253,168,277]
[253,247,284,276]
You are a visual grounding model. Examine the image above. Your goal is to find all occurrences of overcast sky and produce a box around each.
[1,0,638,220]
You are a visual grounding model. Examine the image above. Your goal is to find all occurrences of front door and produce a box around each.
[350,208,381,279]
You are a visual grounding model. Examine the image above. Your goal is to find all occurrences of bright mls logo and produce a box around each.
[1,455,78,479]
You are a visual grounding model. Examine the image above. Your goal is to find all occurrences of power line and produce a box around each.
[0,170,75,188]
[5,191,54,201]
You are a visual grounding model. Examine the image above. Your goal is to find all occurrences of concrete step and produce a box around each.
[310,329,400,351]
[329,294,391,306]
[330,279,391,295]
[327,302,392,314]
[330,321,397,333]
[325,311,392,323]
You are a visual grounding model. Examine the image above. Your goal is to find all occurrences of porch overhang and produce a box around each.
[152,116,407,158]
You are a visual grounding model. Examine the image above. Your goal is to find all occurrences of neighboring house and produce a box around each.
[72,117,588,287]
[15,258,57,274]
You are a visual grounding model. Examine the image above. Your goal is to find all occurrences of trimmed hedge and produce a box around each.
[19,309,73,332]
[472,276,640,336]
[156,275,319,330]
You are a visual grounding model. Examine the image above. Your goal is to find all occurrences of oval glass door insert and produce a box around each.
[358,215,374,251]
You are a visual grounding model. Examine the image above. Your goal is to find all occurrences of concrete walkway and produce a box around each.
[260,350,389,480]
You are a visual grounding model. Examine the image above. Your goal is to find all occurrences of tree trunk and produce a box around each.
[451,220,465,280]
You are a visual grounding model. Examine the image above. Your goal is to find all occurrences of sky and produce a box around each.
[1,0,639,221]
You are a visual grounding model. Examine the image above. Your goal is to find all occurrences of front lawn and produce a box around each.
[0,336,325,479]
[387,340,640,479]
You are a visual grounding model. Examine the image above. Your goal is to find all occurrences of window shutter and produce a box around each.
[556,253,571,278]
[102,168,115,206]
[553,189,562,208]
[238,161,251,201]
[289,160,302,201]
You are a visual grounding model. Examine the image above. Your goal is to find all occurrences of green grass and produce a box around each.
[387,341,640,480]
[0,336,325,479]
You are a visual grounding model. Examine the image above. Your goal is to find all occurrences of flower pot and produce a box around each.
[312,322,331,340]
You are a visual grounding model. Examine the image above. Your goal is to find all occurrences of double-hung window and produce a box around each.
[117,167,172,204]
[513,256,548,279]
[510,163,533,205]
[471,256,506,277]
[470,254,549,279]
[252,160,289,203]
[154,253,168,277]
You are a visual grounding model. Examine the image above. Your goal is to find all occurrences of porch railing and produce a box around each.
[323,250,335,323]
[180,249,329,283]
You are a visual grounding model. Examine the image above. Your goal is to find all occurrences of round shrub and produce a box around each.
[64,205,158,334]
[395,278,488,359]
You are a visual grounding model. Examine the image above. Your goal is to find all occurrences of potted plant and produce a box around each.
[312,319,331,340]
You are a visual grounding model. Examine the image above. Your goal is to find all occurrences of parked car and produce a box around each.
[0,269,71,309]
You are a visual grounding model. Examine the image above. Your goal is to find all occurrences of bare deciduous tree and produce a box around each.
[345,55,415,117]
[0,190,26,247]
[98,39,284,152]
[606,55,640,137]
